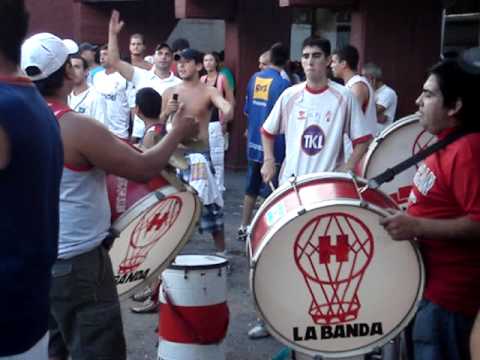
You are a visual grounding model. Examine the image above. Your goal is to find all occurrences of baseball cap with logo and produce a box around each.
[21,32,78,81]
[174,48,203,64]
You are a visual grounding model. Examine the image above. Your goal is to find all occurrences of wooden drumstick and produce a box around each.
[268,181,276,192]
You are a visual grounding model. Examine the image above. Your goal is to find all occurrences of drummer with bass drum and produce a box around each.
[20,32,198,360]
[381,51,480,360]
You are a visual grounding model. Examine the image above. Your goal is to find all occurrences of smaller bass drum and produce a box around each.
[362,114,436,208]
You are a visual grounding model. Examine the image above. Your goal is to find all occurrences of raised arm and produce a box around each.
[210,87,233,122]
[108,10,134,82]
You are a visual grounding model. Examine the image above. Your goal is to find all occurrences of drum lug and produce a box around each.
[154,190,166,201]
[183,269,188,279]
[289,175,305,211]
[297,208,306,216]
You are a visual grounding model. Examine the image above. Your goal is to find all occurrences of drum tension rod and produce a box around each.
[289,175,306,215]
[349,171,368,208]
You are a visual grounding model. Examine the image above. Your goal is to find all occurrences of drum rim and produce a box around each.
[248,172,370,238]
[167,254,229,270]
[250,199,425,357]
[361,113,421,176]
[111,185,180,234]
[117,191,202,300]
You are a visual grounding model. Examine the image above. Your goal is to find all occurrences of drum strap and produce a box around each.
[368,128,474,189]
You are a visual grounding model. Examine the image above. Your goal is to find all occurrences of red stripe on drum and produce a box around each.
[159,302,229,344]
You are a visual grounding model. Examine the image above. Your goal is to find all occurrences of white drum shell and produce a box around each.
[158,340,225,360]
[160,255,228,306]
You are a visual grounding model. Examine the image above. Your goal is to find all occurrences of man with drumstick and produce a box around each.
[381,54,480,359]
[0,2,63,358]
[261,36,373,186]
[21,33,198,360]
[258,36,373,340]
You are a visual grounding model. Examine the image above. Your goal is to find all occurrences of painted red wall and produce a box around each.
[25,0,177,55]
[351,0,443,118]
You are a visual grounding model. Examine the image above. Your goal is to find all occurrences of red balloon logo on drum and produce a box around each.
[294,213,374,325]
[118,196,182,274]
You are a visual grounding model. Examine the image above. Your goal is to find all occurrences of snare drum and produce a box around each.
[158,255,229,360]
[107,172,201,298]
[248,173,424,358]
[362,114,436,208]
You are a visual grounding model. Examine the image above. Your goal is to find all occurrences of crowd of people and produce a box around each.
[1,0,480,359]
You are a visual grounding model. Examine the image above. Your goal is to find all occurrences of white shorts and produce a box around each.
[0,332,48,360]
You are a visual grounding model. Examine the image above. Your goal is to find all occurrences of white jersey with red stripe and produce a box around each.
[49,101,111,259]
[345,74,378,130]
[262,80,373,185]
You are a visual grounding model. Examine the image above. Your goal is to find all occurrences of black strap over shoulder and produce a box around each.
[367,128,472,189]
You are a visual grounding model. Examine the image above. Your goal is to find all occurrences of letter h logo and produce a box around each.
[318,235,349,264]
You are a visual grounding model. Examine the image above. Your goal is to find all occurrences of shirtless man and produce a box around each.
[161,48,233,253]
[161,49,233,148]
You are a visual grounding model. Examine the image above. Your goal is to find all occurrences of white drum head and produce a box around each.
[170,254,229,270]
[110,191,201,298]
[251,201,424,357]
[363,115,436,208]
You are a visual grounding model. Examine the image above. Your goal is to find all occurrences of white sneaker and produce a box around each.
[248,320,270,339]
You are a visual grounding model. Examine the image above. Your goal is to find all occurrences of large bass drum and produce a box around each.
[107,171,201,298]
[361,113,436,208]
[248,173,424,358]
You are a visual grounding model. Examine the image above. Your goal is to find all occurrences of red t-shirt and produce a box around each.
[407,127,480,316]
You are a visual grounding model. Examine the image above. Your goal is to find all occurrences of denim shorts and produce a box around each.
[245,161,279,198]
[412,299,475,360]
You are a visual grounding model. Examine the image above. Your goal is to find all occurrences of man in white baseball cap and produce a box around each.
[21,32,199,360]
[21,32,78,81]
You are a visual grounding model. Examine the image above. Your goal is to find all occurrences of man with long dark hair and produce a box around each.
[381,53,480,359]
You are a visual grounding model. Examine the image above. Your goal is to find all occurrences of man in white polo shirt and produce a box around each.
[93,44,131,140]
[107,10,181,140]
[261,36,373,186]
[362,62,398,133]
[68,54,107,125]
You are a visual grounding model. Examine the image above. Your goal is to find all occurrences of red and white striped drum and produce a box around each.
[361,113,436,208]
[248,173,424,357]
[107,171,201,298]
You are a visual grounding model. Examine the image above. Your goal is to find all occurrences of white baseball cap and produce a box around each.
[21,32,78,81]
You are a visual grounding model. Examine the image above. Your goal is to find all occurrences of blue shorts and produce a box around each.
[412,299,474,360]
[245,161,279,198]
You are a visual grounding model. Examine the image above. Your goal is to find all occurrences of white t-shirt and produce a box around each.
[93,70,130,139]
[262,80,374,185]
[345,74,378,130]
[68,87,107,126]
[130,68,182,138]
[375,84,398,133]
